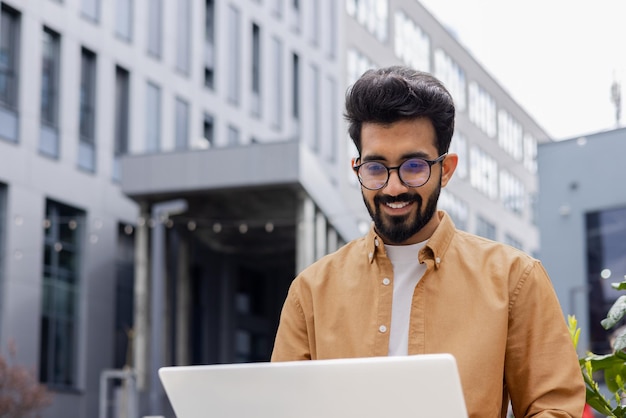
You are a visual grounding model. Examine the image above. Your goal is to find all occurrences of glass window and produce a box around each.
[78,48,97,172]
[174,97,189,150]
[272,0,283,18]
[0,5,20,143]
[434,49,466,112]
[270,36,283,129]
[81,0,100,22]
[204,0,215,89]
[40,27,61,158]
[113,66,130,181]
[346,48,375,86]
[323,76,337,162]
[475,215,496,240]
[449,131,467,179]
[523,133,537,173]
[468,82,497,138]
[504,233,523,251]
[346,0,388,42]
[310,0,319,46]
[176,0,191,74]
[470,145,498,199]
[115,0,133,41]
[40,200,85,388]
[227,125,239,146]
[499,169,525,215]
[251,23,261,117]
[310,64,320,151]
[200,113,214,149]
[145,81,161,152]
[586,206,626,353]
[439,190,469,231]
[114,223,135,369]
[227,5,241,105]
[0,183,6,305]
[327,1,337,58]
[394,10,430,72]
[498,109,523,161]
[292,53,300,120]
[147,0,162,57]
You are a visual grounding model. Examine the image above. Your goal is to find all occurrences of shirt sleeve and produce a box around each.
[505,261,586,417]
[271,278,312,361]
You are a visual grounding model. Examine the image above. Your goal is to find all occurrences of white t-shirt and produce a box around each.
[385,241,427,356]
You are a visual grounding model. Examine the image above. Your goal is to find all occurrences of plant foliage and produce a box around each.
[0,342,51,418]
[570,279,626,417]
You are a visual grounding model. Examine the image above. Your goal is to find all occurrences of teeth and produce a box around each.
[386,202,409,209]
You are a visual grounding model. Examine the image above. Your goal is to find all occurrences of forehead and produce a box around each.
[360,118,438,159]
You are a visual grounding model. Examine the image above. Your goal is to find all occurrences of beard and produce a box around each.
[363,182,441,245]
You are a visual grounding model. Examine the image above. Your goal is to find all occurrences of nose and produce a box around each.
[382,168,408,196]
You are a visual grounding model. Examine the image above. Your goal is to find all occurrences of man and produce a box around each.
[271,66,585,417]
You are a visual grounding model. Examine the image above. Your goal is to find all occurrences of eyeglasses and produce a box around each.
[352,154,447,190]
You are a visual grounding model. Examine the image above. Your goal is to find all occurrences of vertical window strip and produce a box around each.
[115,0,133,41]
[270,36,283,129]
[174,97,189,150]
[251,23,261,117]
[292,53,300,120]
[145,82,161,152]
[0,6,20,111]
[147,0,162,57]
[40,200,84,388]
[227,5,241,104]
[204,0,216,89]
[78,48,97,172]
[113,66,130,181]
[81,0,100,22]
[176,0,191,74]
[39,27,62,158]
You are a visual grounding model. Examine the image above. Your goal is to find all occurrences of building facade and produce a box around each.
[0,0,549,417]
[538,128,626,357]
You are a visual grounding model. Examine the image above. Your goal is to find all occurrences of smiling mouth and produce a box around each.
[385,201,411,209]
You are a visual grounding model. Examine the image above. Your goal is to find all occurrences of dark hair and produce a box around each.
[344,66,455,156]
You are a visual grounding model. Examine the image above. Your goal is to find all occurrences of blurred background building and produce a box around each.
[538,128,626,357]
[0,0,571,417]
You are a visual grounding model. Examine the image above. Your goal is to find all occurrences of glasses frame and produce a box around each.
[353,153,447,190]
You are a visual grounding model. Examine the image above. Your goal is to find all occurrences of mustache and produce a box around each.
[375,193,422,206]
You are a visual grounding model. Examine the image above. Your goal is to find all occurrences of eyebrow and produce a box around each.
[361,151,432,162]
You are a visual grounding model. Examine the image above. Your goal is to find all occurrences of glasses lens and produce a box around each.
[399,159,430,187]
[359,162,387,189]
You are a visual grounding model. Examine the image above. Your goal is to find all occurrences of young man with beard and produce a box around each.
[271,66,585,417]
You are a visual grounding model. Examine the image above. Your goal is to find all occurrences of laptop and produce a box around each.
[159,353,468,418]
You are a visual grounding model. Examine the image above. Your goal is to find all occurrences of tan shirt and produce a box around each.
[271,211,585,418]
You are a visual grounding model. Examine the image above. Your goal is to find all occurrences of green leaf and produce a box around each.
[602,295,626,330]
[614,330,626,353]
[605,361,626,393]
[612,281,626,291]
[568,315,580,348]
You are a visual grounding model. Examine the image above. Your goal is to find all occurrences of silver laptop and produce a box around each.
[159,353,468,418]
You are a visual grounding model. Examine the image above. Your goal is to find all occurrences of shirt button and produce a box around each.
[435,257,441,264]
[379,325,387,333]
[368,252,373,260]
[382,278,390,286]
[374,238,379,247]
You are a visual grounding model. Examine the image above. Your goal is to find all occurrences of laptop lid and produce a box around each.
[159,354,468,418]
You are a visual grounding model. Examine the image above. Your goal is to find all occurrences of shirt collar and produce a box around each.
[364,210,456,269]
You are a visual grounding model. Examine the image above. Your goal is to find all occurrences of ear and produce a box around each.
[440,153,458,188]
[351,157,360,171]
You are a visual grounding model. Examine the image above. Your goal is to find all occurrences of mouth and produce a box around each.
[385,201,410,209]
